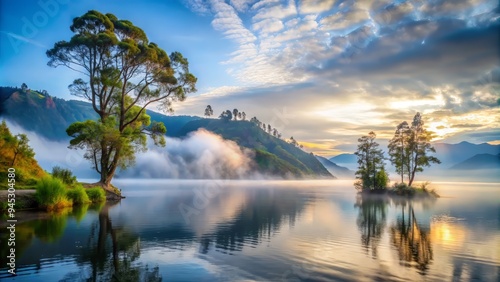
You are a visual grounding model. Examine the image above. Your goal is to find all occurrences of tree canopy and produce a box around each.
[354,132,388,191]
[47,10,197,188]
[388,113,440,186]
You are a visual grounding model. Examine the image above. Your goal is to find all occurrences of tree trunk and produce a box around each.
[11,152,18,166]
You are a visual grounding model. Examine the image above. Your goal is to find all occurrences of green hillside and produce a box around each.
[0,87,200,140]
[0,120,47,189]
[177,119,333,178]
[0,87,332,178]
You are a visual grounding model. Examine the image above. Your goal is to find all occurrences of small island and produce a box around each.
[352,113,440,199]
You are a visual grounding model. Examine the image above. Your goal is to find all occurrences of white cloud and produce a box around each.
[252,0,297,20]
[252,18,284,33]
[230,0,256,12]
[299,0,335,14]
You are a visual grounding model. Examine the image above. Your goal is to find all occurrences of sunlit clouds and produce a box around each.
[179,0,499,155]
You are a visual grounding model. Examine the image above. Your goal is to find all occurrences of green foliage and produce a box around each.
[389,182,439,198]
[66,185,90,204]
[254,149,303,177]
[52,166,77,185]
[0,120,46,189]
[11,133,35,166]
[47,10,197,187]
[354,132,387,191]
[388,113,441,186]
[35,177,71,210]
[86,187,106,202]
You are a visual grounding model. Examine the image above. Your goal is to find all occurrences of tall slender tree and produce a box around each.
[388,121,411,184]
[233,109,239,120]
[406,113,440,186]
[47,11,197,190]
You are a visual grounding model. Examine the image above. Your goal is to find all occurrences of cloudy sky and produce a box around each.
[1,0,499,156]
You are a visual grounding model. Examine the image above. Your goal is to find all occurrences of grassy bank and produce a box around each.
[1,176,106,212]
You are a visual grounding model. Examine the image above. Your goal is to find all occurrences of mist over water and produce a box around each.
[121,129,257,179]
[5,120,257,179]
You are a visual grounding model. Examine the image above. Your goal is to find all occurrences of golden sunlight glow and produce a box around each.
[427,121,459,141]
[389,98,445,110]
[312,102,386,125]
[430,221,466,250]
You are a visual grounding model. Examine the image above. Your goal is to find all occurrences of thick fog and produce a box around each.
[120,129,256,179]
[5,120,256,180]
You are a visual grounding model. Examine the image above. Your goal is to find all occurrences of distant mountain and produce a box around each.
[450,154,500,170]
[329,142,500,169]
[0,87,200,140]
[433,141,500,167]
[329,153,357,165]
[315,156,354,179]
[177,119,332,178]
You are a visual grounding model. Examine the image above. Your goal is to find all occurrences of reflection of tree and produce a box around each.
[390,202,432,274]
[64,202,162,282]
[199,189,310,254]
[355,195,388,258]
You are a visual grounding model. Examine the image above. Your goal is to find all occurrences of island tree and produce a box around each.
[47,11,197,190]
[388,113,440,186]
[388,121,410,184]
[354,132,388,191]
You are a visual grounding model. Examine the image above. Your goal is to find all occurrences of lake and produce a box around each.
[1,180,499,281]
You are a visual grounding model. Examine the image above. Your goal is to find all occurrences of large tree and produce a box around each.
[405,113,440,186]
[388,113,440,186]
[47,11,197,190]
[388,121,411,184]
[354,132,388,191]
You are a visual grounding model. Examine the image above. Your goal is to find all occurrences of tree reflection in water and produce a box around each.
[390,198,433,275]
[354,195,388,258]
[355,195,434,275]
[61,202,162,282]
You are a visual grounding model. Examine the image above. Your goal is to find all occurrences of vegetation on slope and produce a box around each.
[0,120,46,189]
[178,119,332,178]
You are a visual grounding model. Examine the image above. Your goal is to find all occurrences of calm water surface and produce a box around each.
[1,180,499,281]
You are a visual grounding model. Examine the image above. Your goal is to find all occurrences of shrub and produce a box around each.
[52,166,77,185]
[66,185,90,204]
[86,187,106,202]
[35,177,72,210]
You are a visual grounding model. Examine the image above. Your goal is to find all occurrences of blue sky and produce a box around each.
[1,0,499,156]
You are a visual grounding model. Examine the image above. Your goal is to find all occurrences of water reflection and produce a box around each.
[66,202,162,282]
[199,188,311,254]
[390,201,433,274]
[354,195,387,258]
[1,181,498,281]
[355,195,434,274]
